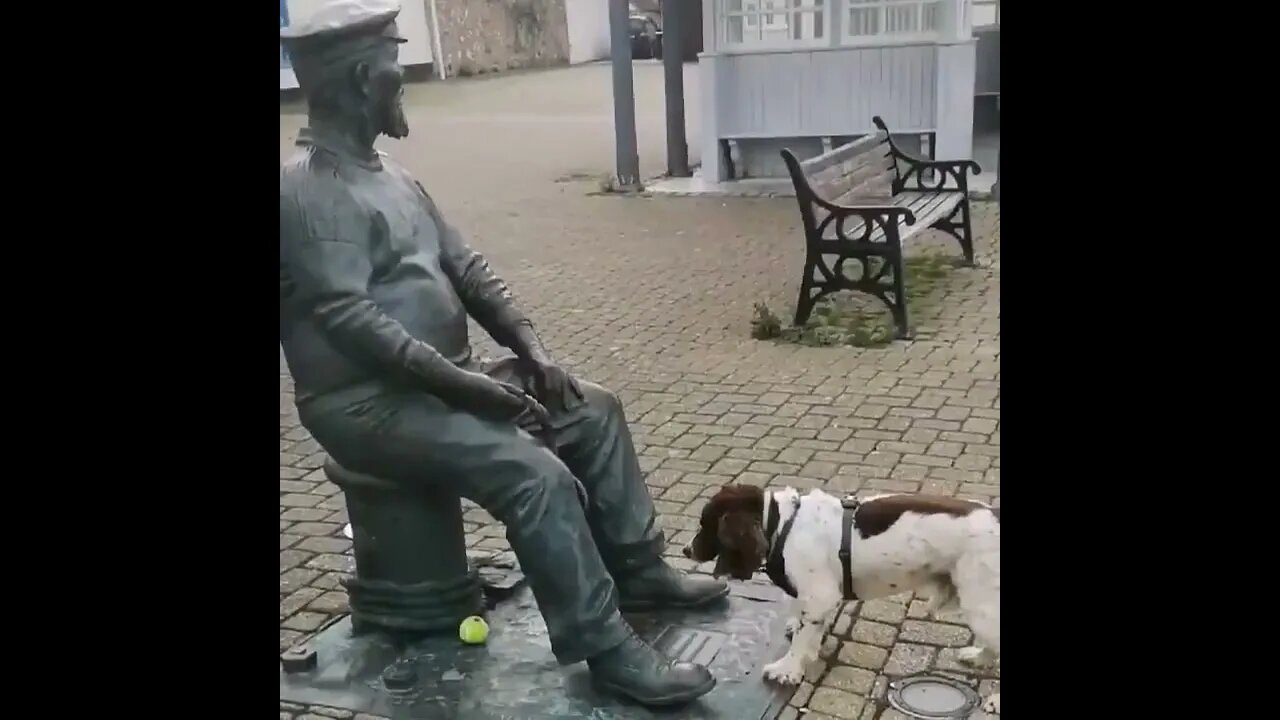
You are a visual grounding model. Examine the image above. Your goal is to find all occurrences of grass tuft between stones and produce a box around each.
[751,252,958,348]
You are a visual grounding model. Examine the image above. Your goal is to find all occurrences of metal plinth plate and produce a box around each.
[280,580,794,719]
[886,673,982,719]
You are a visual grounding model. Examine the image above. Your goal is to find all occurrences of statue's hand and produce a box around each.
[456,372,552,428]
[522,356,586,413]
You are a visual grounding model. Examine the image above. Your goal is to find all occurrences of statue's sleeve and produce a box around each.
[280,184,469,391]
[414,181,548,360]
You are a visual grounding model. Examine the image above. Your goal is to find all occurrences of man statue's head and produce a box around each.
[281,0,411,141]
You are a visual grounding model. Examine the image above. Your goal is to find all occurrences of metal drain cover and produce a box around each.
[886,674,981,719]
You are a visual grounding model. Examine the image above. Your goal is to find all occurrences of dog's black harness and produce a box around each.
[763,493,861,600]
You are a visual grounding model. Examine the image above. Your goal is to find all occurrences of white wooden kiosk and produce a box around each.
[699,0,979,182]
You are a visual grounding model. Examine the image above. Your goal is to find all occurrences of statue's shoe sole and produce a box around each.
[616,583,731,612]
[593,674,717,706]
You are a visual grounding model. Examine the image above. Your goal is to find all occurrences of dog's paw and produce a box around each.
[982,692,1000,714]
[762,657,805,685]
[784,617,801,639]
[957,645,996,668]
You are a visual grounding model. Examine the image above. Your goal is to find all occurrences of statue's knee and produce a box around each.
[582,382,624,421]
[504,466,579,518]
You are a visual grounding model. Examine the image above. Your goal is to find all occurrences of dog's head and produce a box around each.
[681,484,768,581]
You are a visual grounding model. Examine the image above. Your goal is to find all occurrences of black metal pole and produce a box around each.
[660,0,689,177]
[608,0,641,189]
[994,96,1000,206]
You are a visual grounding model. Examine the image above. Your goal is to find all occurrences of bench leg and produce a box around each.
[887,251,913,340]
[931,198,978,267]
[793,256,819,326]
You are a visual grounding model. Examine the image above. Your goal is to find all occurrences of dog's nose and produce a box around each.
[681,544,692,558]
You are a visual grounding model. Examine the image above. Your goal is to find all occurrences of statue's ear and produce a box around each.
[351,60,372,97]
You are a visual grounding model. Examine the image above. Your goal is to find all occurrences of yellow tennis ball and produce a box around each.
[459,615,489,644]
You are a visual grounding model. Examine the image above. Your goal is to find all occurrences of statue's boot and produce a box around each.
[587,628,716,706]
[615,560,728,611]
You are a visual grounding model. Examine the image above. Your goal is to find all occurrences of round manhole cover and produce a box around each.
[886,674,981,719]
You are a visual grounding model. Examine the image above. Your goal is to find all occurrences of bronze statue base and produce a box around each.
[280,580,796,719]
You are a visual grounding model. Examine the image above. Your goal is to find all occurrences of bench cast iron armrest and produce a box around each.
[811,196,917,244]
[871,116,982,194]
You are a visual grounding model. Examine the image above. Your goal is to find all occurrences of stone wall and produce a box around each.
[431,0,570,77]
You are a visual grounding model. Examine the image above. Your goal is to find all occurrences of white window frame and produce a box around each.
[715,0,970,54]
[719,0,831,52]
[972,0,999,28]
[842,0,946,47]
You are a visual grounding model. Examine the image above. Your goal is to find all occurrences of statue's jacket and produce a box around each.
[280,129,531,408]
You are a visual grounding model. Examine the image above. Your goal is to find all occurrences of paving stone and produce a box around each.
[898,620,973,647]
[280,628,303,652]
[290,521,341,537]
[807,687,865,719]
[788,681,815,707]
[282,611,330,632]
[831,613,852,637]
[280,550,313,572]
[850,620,898,647]
[281,493,322,508]
[282,508,332,522]
[281,587,324,617]
[936,647,1001,677]
[280,567,321,594]
[860,599,908,625]
[307,591,350,614]
[883,643,938,676]
[822,665,877,695]
[837,641,888,670]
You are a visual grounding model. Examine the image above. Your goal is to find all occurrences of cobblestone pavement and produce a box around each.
[281,61,999,720]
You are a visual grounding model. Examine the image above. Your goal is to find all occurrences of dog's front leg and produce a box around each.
[784,614,801,639]
[763,592,840,686]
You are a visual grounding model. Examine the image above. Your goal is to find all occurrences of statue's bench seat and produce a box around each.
[324,457,484,635]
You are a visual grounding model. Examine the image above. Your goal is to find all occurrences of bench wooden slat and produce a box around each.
[898,193,962,242]
[820,192,961,245]
[798,131,889,175]
[826,153,896,205]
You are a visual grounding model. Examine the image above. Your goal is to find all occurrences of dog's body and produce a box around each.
[684,485,1000,714]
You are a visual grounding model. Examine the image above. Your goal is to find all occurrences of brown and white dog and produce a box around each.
[683,485,1000,714]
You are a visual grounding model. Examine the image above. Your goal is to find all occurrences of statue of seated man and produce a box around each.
[279,0,727,707]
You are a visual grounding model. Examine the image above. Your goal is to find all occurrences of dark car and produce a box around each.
[629,14,662,60]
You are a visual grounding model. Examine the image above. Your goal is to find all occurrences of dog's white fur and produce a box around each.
[687,487,1001,713]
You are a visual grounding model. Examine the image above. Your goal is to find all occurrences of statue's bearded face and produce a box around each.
[361,43,409,139]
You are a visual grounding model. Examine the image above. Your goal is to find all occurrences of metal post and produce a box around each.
[608,0,641,189]
[993,96,1000,205]
[660,0,690,177]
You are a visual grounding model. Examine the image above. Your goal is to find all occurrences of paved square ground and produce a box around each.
[280,61,999,720]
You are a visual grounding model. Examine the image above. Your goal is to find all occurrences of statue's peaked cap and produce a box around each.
[280,0,407,48]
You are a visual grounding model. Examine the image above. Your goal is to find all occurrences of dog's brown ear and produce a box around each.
[688,496,726,562]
